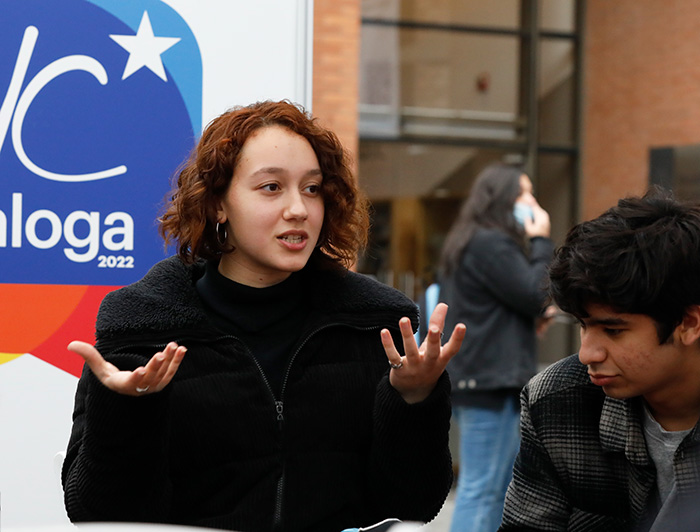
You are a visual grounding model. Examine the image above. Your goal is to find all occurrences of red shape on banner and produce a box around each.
[31,285,120,377]
[0,284,87,352]
[0,284,119,377]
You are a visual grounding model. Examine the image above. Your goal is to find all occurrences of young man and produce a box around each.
[499,188,700,532]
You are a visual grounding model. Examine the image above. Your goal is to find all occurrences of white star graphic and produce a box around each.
[109,11,180,81]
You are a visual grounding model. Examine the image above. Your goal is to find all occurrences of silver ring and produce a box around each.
[389,361,403,369]
[135,385,150,393]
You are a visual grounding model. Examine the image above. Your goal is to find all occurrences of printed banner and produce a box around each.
[0,0,200,375]
[0,1,312,526]
[0,0,312,377]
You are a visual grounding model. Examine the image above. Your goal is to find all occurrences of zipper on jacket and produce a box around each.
[276,322,383,403]
[275,401,284,424]
[104,322,395,531]
[97,333,289,531]
[273,473,285,532]
[270,322,385,531]
[212,336,287,531]
[270,323,341,531]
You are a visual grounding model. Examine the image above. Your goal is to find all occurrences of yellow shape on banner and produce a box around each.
[0,353,22,365]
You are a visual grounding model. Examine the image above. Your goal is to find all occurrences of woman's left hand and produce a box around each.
[381,302,466,404]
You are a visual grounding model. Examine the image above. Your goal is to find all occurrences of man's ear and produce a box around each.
[677,305,700,346]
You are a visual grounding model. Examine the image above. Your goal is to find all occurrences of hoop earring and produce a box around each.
[216,222,228,245]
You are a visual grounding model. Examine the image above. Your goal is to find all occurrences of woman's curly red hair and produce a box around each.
[159,100,369,268]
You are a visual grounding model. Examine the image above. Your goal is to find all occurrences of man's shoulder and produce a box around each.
[526,354,593,404]
[523,355,612,449]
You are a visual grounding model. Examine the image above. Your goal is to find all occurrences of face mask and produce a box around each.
[513,202,534,226]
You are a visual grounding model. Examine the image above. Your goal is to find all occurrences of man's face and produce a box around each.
[578,304,691,403]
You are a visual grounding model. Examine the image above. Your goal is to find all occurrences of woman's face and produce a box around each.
[512,174,536,226]
[515,174,535,205]
[216,125,325,287]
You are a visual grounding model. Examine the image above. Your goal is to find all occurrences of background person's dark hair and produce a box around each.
[548,186,700,343]
[438,163,526,278]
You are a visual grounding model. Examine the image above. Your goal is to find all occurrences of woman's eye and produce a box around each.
[305,184,321,194]
[262,183,280,192]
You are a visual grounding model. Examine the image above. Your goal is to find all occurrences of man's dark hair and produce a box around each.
[549,186,700,343]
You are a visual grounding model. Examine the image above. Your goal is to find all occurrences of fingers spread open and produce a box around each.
[153,342,178,380]
[428,302,448,330]
[441,323,467,361]
[424,326,442,360]
[396,317,419,364]
[159,345,187,388]
[136,342,187,393]
[380,328,403,367]
[67,341,114,380]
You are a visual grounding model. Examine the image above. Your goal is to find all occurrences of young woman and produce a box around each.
[438,163,554,532]
[62,100,465,532]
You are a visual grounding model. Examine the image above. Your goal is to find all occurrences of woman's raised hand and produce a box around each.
[381,302,466,404]
[67,340,187,396]
[524,200,551,238]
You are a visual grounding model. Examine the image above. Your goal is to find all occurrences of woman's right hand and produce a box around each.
[67,340,187,396]
[524,201,551,238]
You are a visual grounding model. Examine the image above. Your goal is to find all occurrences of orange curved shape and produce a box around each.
[0,284,88,353]
[32,285,118,377]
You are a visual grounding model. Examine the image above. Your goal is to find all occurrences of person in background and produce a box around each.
[438,163,554,532]
[62,100,466,532]
[500,188,700,531]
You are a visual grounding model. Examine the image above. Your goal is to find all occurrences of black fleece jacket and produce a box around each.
[62,255,453,532]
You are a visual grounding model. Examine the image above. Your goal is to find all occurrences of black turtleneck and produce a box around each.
[195,260,309,397]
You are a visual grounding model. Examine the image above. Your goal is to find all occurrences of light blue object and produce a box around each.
[513,202,534,226]
[416,282,440,343]
[425,283,440,319]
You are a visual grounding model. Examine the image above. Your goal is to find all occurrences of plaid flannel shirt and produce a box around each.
[499,354,700,532]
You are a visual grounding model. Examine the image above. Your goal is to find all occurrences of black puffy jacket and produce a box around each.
[63,255,453,532]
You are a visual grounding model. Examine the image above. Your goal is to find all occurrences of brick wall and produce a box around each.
[312,0,361,170]
[583,0,700,219]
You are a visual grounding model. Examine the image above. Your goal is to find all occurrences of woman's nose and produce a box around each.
[284,191,308,220]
